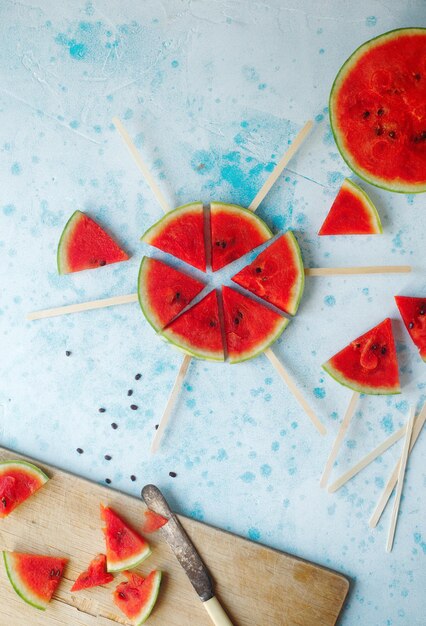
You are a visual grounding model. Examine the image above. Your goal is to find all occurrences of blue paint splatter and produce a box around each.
[191,150,215,174]
[346,439,356,449]
[324,295,336,307]
[240,471,255,483]
[3,204,15,216]
[271,441,279,451]
[291,421,298,429]
[315,113,324,122]
[11,162,21,175]
[375,477,384,488]
[366,16,377,27]
[216,448,228,461]
[313,387,326,399]
[381,414,394,434]
[260,464,272,477]
[327,171,345,186]
[248,527,261,541]
[171,60,179,67]
[392,230,403,249]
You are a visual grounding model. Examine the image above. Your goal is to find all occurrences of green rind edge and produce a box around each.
[210,201,273,239]
[322,361,401,395]
[57,210,82,274]
[0,460,49,484]
[141,202,203,243]
[137,257,162,333]
[3,552,47,611]
[160,327,224,362]
[133,571,162,625]
[342,179,383,233]
[329,27,426,194]
[107,545,152,574]
[283,231,305,315]
[229,317,290,364]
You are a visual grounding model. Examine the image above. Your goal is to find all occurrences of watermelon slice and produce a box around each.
[141,202,206,272]
[113,570,162,625]
[71,554,114,592]
[318,179,382,236]
[231,232,304,316]
[138,257,205,332]
[323,318,400,395]
[210,202,272,272]
[162,290,224,361]
[329,28,426,193]
[101,505,152,572]
[395,296,426,362]
[141,510,168,534]
[57,211,129,274]
[0,460,48,518]
[222,286,289,363]
[3,551,67,610]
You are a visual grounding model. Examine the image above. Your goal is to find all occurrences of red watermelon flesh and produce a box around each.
[318,179,382,235]
[231,232,304,316]
[141,510,168,534]
[57,211,129,274]
[101,505,152,572]
[323,318,400,394]
[138,257,205,332]
[71,554,114,592]
[395,296,426,362]
[0,460,48,518]
[114,570,162,625]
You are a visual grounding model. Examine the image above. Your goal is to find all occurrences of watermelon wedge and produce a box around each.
[231,232,304,316]
[71,554,114,592]
[222,286,289,363]
[141,202,206,272]
[323,318,400,395]
[318,179,382,236]
[395,296,426,362]
[138,257,205,332]
[113,570,162,625]
[57,211,129,274]
[0,460,48,518]
[162,290,224,361]
[329,28,426,193]
[141,510,168,534]
[3,551,67,610]
[210,202,272,272]
[101,505,151,572]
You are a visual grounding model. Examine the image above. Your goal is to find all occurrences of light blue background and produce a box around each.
[1,2,425,624]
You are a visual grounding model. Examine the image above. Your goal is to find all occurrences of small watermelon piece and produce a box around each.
[57,211,129,274]
[323,318,400,395]
[0,460,48,518]
[71,554,114,592]
[141,510,168,534]
[210,202,272,272]
[138,257,205,332]
[141,203,206,272]
[3,551,67,610]
[395,296,426,362]
[162,290,224,361]
[222,286,289,363]
[113,570,162,626]
[318,179,382,235]
[101,505,152,573]
[231,232,304,316]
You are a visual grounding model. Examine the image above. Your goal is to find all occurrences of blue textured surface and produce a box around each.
[1,2,425,624]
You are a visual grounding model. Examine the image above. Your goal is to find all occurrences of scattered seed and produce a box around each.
[130,404,138,410]
[130,475,136,482]
[65,350,71,357]
[111,423,118,430]
[127,389,133,396]
[155,424,159,430]
[362,110,370,119]
[76,448,84,454]
[169,471,177,478]
[105,478,111,484]
[99,408,106,413]
[377,108,385,116]
[135,373,142,380]
[105,455,112,461]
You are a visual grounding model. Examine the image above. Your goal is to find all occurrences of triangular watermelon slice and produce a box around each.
[395,295,426,362]
[57,211,129,274]
[231,232,304,316]
[141,510,168,534]
[323,318,400,394]
[3,551,67,610]
[0,460,49,518]
[318,179,382,236]
[138,257,205,332]
[113,570,162,625]
[222,286,289,363]
[101,505,151,573]
[71,554,114,592]
[141,202,206,272]
[162,290,224,361]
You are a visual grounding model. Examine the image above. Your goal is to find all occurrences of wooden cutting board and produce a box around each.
[0,447,349,626]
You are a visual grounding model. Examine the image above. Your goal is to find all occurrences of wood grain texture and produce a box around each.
[0,448,349,626]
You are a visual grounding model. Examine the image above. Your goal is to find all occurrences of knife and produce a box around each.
[142,484,234,626]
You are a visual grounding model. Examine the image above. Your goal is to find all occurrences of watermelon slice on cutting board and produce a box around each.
[141,510,168,534]
[57,210,129,274]
[113,570,162,626]
[329,28,426,193]
[323,318,400,395]
[101,505,151,572]
[0,460,48,518]
[318,179,382,236]
[71,554,114,592]
[395,295,426,362]
[3,551,67,610]
[231,232,304,315]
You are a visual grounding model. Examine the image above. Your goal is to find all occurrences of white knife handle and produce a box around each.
[204,596,234,626]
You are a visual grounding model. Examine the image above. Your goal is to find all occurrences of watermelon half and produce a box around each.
[0,460,48,518]
[318,179,382,235]
[141,202,206,272]
[231,232,304,315]
[3,551,67,610]
[57,211,129,274]
[138,257,205,332]
[395,295,426,362]
[101,505,152,572]
[222,286,289,363]
[323,318,400,395]
[113,570,162,626]
[71,554,114,592]
[329,28,426,193]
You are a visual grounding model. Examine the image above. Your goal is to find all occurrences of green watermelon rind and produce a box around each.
[210,201,273,241]
[0,459,49,484]
[322,360,401,395]
[3,552,48,611]
[329,27,426,194]
[129,570,162,625]
[106,544,152,574]
[57,210,82,274]
[282,231,305,315]
[321,179,383,235]
[137,257,164,333]
[229,315,290,365]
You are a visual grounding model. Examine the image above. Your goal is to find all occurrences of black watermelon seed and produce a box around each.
[381,347,387,355]
[105,455,112,461]
[421,131,426,140]
[1,497,6,507]
[409,322,414,329]
[99,408,106,413]
[127,389,133,396]
[355,343,361,348]
[255,267,262,273]
[371,344,378,350]
[375,127,383,136]
[118,592,126,599]
[169,471,177,478]
[155,424,159,430]
[209,320,216,327]
[420,309,425,315]
[234,317,240,325]
[388,131,396,138]
[76,448,84,454]
[377,108,385,116]
[414,73,421,81]
[175,292,181,300]
[362,110,370,119]
[99,260,106,266]
[65,350,71,357]
[130,475,136,482]
[111,423,118,430]
[130,404,138,410]
[105,478,111,484]
[135,373,142,380]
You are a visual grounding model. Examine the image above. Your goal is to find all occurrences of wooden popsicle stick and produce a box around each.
[265,347,327,436]
[27,293,138,321]
[370,401,426,528]
[386,406,415,552]
[151,354,192,454]
[320,390,360,488]
[248,120,313,211]
[305,266,411,277]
